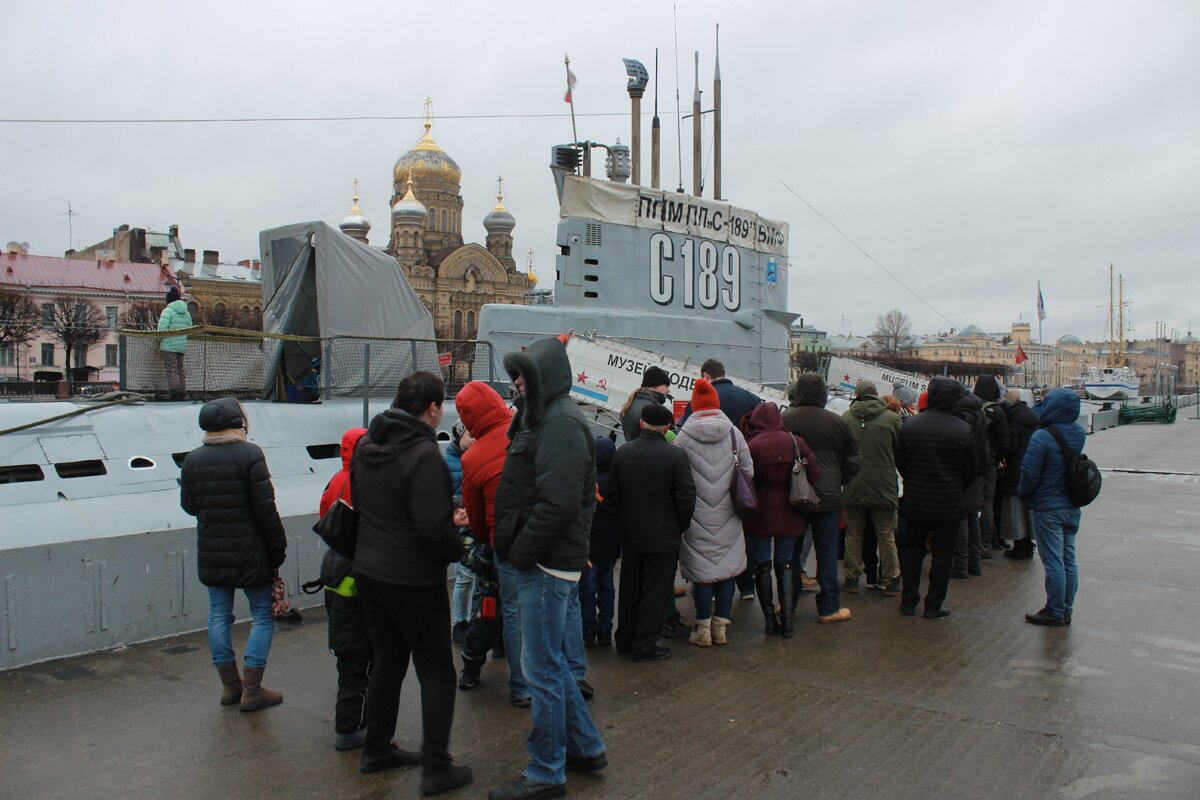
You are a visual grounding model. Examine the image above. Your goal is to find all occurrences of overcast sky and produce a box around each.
[3,0,1198,344]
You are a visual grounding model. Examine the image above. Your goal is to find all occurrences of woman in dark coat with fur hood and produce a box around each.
[741,403,819,638]
[180,397,287,712]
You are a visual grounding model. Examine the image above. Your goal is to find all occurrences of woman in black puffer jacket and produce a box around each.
[999,390,1041,557]
[181,397,287,712]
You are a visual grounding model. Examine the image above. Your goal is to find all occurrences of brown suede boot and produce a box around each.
[239,666,283,712]
[216,662,242,706]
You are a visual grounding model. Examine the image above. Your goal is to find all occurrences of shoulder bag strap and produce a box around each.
[1045,425,1075,459]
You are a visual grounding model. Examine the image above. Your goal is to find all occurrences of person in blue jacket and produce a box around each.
[1018,388,1086,627]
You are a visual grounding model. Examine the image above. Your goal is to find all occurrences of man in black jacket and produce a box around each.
[489,336,607,800]
[351,371,472,794]
[608,403,697,663]
[895,377,978,619]
[972,375,1011,555]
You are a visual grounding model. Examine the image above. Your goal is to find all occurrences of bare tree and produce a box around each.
[869,309,915,356]
[46,296,107,372]
[119,300,166,331]
[0,288,41,354]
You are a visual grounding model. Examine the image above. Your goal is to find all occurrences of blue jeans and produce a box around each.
[1033,508,1080,619]
[451,563,475,625]
[746,536,796,565]
[565,582,587,681]
[578,559,616,634]
[692,579,735,620]
[496,557,529,699]
[207,584,274,669]
[513,567,606,786]
[791,511,840,616]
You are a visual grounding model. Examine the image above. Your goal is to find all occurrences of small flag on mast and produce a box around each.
[564,55,578,104]
[1037,282,1047,322]
[1015,343,1028,365]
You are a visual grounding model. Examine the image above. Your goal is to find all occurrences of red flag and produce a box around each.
[1015,343,1028,365]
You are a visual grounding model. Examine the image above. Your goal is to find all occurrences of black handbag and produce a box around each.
[729,429,758,519]
[312,490,359,559]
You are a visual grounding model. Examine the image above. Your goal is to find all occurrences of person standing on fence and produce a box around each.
[157,285,191,401]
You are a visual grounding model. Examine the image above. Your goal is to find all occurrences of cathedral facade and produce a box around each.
[339,106,534,340]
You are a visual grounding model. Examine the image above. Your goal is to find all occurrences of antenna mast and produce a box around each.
[713,23,722,200]
[673,3,684,192]
[651,49,661,189]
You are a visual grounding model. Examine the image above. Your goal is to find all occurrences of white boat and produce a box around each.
[1084,365,1139,400]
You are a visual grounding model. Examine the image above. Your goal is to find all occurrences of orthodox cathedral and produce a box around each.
[338,101,536,340]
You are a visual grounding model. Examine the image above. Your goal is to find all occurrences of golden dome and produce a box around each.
[393,98,461,185]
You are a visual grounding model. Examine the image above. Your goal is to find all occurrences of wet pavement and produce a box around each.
[2,418,1198,799]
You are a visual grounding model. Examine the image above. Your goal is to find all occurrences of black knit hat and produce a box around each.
[641,403,675,426]
[166,286,181,303]
[641,366,671,388]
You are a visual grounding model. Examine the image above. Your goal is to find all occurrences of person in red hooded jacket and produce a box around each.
[454,381,529,701]
[316,427,373,752]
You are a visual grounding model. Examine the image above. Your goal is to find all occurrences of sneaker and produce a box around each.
[421,762,473,796]
[923,608,952,619]
[740,587,756,601]
[661,620,691,639]
[458,660,482,690]
[451,620,468,646]
[361,744,422,773]
[882,579,902,597]
[335,727,367,751]
[632,646,672,663]
[799,570,818,591]
[566,750,608,772]
[510,693,531,708]
[818,608,852,624]
[576,678,595,700]
[842,576,859,594]
[1024,608,1066,627]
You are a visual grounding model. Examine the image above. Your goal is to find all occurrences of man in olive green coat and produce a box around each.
[841,381,903,595]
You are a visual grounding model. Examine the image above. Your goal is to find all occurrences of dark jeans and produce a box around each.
[579,559,616,635]
[953,512,982,573]
[356,575,457,761]
[616,550,677,658]
[335,655,371,734]
[692,579,735,620]
[791,511,841,616]
[462,581,502,665]
[899,517,959,613]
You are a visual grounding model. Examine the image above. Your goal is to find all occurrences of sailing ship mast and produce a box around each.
[1108,264,1116,368]
[1118,273,1126,367]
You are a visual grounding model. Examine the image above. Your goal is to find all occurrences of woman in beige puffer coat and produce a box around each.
[674,379,753,647]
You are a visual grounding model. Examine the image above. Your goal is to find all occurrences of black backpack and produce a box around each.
[1046,426,1102,507]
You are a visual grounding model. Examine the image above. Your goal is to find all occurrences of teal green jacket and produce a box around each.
[157,300,192,353]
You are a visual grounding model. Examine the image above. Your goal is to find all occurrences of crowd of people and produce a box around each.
[177,336,1088,799]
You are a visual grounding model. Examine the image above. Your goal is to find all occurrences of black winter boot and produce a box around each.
[774,562,795,639]
[753,562,779,635]
[420,756,473,796]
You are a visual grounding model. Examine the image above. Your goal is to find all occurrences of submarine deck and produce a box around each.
[2,417,1198,799]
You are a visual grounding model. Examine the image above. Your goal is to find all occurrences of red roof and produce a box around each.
[0,251,172,295]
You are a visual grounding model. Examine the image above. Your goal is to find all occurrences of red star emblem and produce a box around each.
[843,374,851,382]
[576,371,589,384]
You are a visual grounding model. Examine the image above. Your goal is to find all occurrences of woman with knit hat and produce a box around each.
[674,379,754,647]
